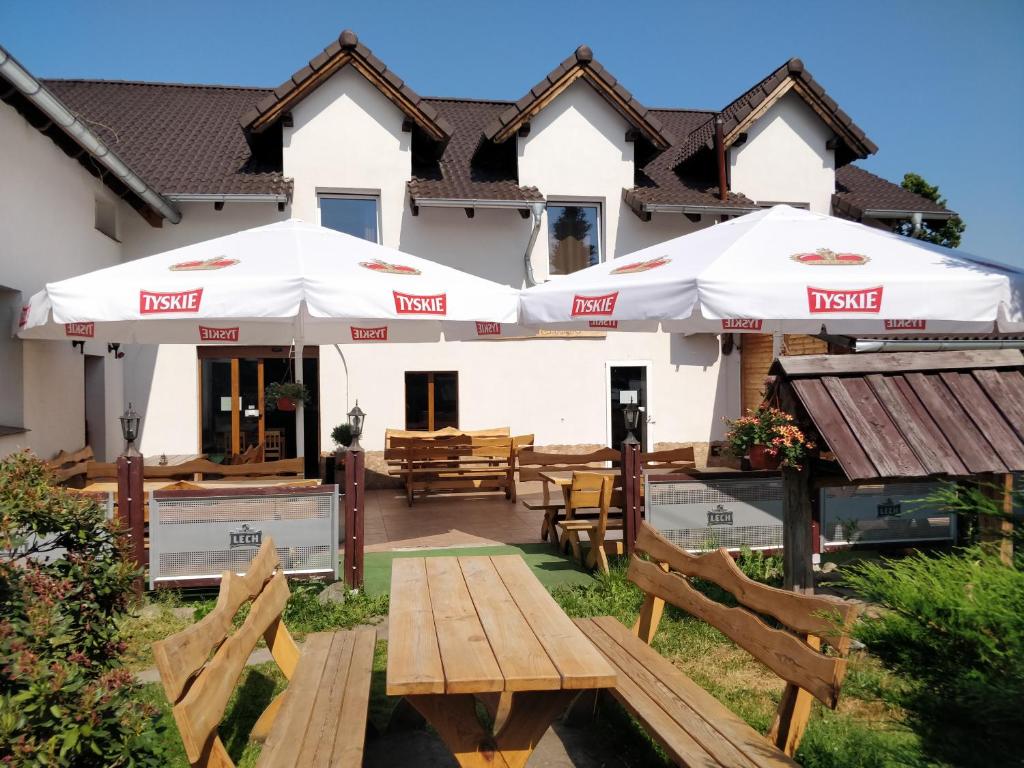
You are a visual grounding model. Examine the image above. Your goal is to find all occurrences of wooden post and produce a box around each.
[621,441,642,556]
[343,449,365,589]
[981,474,1015,566]
[782,464,814,594]
[116,454,145,586]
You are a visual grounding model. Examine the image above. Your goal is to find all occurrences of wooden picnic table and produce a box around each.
[142,453,206,466]
[387,555,616,767]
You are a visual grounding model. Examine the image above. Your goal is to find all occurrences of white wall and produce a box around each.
[0,101,127,460]
[283,67,409,245]
[729,91,836,214]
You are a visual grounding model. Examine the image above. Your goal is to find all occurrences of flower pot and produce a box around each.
[748,444,781,470]
[277,397,297,412]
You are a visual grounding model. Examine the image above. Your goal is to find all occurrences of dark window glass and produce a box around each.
[404,372,459,431]
[547,204,600,275]
[319,196,379,242]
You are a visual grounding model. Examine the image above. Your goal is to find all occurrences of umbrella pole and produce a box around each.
[294,339,305,461]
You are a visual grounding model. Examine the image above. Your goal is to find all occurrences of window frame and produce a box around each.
[545,199,604,278]
[316,191,382,244]
[404,371,459,432]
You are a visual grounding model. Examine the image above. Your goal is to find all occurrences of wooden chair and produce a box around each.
[516,448,622,542]
[574,523,860,764]
[556,472,622,575]
[264,430,283,462]
[640,446,696,470]
[152,538,375,767]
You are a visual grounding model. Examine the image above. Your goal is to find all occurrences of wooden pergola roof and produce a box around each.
[770,350,1024,481]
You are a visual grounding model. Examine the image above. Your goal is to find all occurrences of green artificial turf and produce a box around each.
[359,542,597,596]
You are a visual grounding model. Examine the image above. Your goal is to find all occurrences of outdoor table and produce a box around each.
[142,453,206,466]
[386,555,617,766]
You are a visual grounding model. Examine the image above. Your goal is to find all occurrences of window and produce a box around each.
[318,194,380,242]
[547,203,601,275]
[94,198,117,240]
[405,372,458,431]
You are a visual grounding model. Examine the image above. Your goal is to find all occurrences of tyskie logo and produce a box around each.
[806,286,883,314]
[140,288,203,314]
[18,305,30,328]
[65,322,95,338]
[721,319,763,331]
[884,319,926,331]
[198,326,239,342]
[475,322,502,336]
[588,320,618,329]
[351,326,389,341]
[570,292,618,317]
[393,291,447,315]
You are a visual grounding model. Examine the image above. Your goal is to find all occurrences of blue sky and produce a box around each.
[2,0,1022,267]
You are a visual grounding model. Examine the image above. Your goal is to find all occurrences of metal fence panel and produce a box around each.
[820,482,955,546]
[149,486,339,588]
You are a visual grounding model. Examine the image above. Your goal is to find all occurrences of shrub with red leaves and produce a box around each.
[0,452,166,766]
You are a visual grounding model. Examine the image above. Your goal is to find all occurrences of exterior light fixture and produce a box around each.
[119,402,141,456]
[347,401,366,451]
[622,401,641,445]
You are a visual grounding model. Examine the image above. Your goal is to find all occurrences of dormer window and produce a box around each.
[547,202,601,276]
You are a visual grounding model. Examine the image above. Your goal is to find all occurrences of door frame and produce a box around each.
[604,360,653,452]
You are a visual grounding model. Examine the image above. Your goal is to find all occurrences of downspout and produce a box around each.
[910,212,923,236]
[0,46,181,224]
[523,201,546,287]
[715,117,728,202]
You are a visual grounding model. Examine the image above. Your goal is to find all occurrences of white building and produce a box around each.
[0,31,956,468]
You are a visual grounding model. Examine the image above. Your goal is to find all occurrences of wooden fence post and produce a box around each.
[116,454,145,587]
[981,474,1015,566]
[621,441,642,556]
[782,465,814,594]
[343,449,365,589]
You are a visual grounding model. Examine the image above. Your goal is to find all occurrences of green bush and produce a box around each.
[0,452,166,766]
[842,547,1024,767]
[330,423,353,448]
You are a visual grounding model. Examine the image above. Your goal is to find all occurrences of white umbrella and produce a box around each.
[519,205,1024,335]
[18,218,520,455]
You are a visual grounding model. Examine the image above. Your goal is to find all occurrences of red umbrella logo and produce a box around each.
[790,248,869,266]
[169,256,239,271]
[360,259,421,275]
[610,256,671,275]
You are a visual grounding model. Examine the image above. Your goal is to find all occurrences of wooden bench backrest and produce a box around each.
[86,457,304,481]
[48,445,95,483]
[517,447,621,482]
[384,426,510,451]
[629,523,859,754]
[152,538,299,766]
[640,446,696,469]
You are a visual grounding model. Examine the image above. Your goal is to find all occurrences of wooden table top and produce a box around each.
[143,453,206,466]
[386,555,616,697]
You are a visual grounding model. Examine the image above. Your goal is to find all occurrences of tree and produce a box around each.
[896,172,966,248]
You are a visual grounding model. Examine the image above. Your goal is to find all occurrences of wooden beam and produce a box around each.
[782,466,814,594]
[230,358,240,455]
[776,350,1024,378]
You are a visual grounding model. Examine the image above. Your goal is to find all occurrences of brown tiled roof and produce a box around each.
[240,30,452,142]
[665,58,878,173]
[482,45,674,150]
[833,165,955,220]
[409,98,543,203]
[772,350,1024,480]
[43,79,291,198]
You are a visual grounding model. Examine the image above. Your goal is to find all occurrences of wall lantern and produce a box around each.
[119,402,141,456]
[622,401,641,445]
[347,401,366,452]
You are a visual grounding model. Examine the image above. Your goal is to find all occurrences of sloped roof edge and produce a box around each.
[241,29,453,142]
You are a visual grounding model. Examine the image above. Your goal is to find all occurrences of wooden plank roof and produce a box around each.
[771,350,1024,481]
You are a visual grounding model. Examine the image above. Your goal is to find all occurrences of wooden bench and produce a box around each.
[153,538,375,767]
[85,456,305,482]
[47,445,94,485]
[388,434,533,506]
[574,523,859,765]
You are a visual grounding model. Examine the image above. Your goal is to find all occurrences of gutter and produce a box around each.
[410,197,541,210]
[861,208,957,221]
[166,193,289,204]
[639,202,759,216]
[854,338,1024,353]
[0,46,181,224]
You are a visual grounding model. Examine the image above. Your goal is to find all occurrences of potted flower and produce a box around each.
[331,423,353,453]
[265,381,310,412]
[724,404,815,470]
